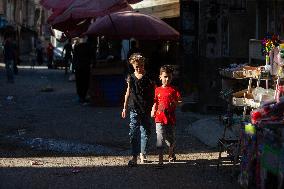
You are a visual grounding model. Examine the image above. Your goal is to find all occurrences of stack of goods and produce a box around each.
[242,66,262,79]
[232,89,253,107]
[280,44,284,59]
[220,64,269,79]
[219,63,247,79]
[232,82,276,108]
[250,87,275,107]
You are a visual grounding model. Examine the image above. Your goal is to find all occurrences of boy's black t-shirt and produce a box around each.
[128,73,155,115]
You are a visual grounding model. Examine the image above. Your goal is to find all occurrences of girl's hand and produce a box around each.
[121,109,127,118]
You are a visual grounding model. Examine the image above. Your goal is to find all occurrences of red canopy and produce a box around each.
[41,0,141,10]
[50,0,132,31]
[85,11,180,41]
[65,20,91,39]
[40,0,75,11]
[47,9,65,23]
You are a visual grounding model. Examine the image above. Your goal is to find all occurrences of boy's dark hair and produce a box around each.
[160,65,174,75]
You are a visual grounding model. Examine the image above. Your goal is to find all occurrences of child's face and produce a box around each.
[132,62,144,73]
[160,72,172,86]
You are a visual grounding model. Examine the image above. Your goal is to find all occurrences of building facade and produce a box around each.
[195,0,284,112]
[0,0,49,55]
[134,0,284,112]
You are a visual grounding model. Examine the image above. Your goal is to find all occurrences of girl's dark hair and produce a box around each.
[160,65,174,75]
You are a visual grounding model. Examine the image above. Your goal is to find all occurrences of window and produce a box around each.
[229,0,247,13]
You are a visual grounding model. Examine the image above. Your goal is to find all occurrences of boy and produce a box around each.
[151,65,182,168]
[121,53,155,167]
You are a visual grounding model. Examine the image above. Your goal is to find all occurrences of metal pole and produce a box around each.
[108,14,127,61]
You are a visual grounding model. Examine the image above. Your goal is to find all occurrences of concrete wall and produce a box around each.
[228,1,256,58]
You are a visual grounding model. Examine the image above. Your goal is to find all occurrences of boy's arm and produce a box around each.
[175,90,182,106]
[177,96,182,103]
[121,82,130,119]
[151,102,157,118]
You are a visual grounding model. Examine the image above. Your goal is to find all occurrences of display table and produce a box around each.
[88,60,126,106]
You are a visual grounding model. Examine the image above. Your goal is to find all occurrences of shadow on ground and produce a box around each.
[0,158,239,189]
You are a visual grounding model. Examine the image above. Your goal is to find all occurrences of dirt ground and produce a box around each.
[0,65,239,189]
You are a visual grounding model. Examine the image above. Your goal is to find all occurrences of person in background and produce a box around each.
[62,39,73,75]
[3,32,15,83]
[151,65,182,169]
[73,37,96,104]
[71,39,79,74]
[127,40,140,59]
[12,38,19,75]
[29,48,36,69]
[46,42,54,69]
[36,39,43,65]
[121,53,155,167]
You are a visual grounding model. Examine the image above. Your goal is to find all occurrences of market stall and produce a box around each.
[218,34,284,188]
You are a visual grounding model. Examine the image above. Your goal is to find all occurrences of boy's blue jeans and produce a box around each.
[129,110,151,157]
[156,123,176,154]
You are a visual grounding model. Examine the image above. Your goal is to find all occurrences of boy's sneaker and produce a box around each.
[168,155,176,163]
[140,153,148,164]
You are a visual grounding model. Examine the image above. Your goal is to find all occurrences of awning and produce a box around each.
[131,0,179,19]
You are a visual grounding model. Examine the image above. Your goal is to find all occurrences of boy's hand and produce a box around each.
[121,109,127,119]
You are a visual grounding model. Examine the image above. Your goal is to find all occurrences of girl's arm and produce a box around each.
[121,82,130,119]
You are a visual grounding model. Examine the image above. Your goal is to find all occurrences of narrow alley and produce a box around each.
[0,66,237,189]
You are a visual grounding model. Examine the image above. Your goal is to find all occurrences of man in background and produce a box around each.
[3,32,16,83]
[73,37,96,104]
[62,39,73,75]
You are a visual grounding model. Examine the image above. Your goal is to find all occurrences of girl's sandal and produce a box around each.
[155,162,164,169]
[128,160,137,167]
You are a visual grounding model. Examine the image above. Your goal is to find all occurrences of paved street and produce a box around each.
[0,65,238,189]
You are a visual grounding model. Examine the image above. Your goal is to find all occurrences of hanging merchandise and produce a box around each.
[280,44,284,59]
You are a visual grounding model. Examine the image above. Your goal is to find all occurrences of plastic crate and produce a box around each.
[89,74,125,106]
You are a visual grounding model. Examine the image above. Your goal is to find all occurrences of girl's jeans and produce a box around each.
[129,111,151,157]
